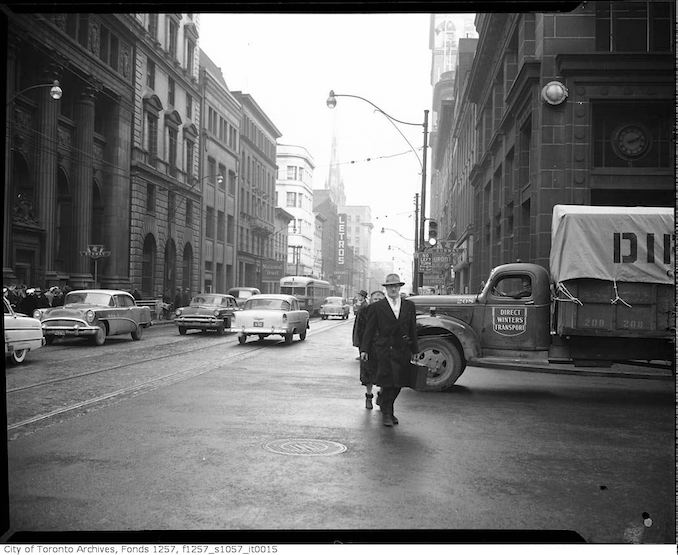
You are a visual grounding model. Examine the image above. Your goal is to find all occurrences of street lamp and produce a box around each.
[7,80,62,105]
[326,90,429,290]
[80,244,110,288]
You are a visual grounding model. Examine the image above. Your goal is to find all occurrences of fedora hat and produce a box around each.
[382,273,405,287]
[358,289,368,297]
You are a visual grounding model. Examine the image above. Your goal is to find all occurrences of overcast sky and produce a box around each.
[199,13,476,282]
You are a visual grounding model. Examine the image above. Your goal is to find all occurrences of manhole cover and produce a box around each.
[264,438,347,456]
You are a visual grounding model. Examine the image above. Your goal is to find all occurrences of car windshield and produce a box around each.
[245,299,291,311]
[190,295,224,306]
[65,292,113,306]
[325,297,342,305]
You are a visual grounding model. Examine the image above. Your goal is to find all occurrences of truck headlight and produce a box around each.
[85,310,95,323]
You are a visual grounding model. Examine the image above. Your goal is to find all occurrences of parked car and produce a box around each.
[175,293,240,335]
[4,297,45,364]
[231,294,309,345]
[319,296,350,320]
[227,287,262,308]
[33,289,152,346]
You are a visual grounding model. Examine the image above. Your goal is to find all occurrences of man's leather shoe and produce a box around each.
[382,414,394,427]
[365,393,374,410]
[391,414,399,425]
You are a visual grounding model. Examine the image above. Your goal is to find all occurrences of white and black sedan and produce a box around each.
[231,294,309,345]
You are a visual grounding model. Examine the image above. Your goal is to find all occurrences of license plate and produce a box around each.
[253,321,263,327]
[52,330,66,336]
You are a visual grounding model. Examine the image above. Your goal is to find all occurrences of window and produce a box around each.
[286,166,297,180]
[168,78,175,106]
[186,39,195,75]
[218,164,226,190]
[286,192,296,207]
[77,14,89,47]
[168,127,178,175]
[185,139,194,179]
[227,215,234,244]
[492,275,532,299]
[149,14,158,39]
[208,158,216,185]
[206,206,215,238]
[168,19,178,58]
[186,93,192,119]
[146,59,155,88]
[110,35,119,71]
[217,211,225,242]
[297,194,303,208]
[228,170,236,196]
[146,113,158,162]
[168,191,175,218]
[146,182,155,213]
[596,1,674,52]
[298,167,304,182]
[186,199,193,226]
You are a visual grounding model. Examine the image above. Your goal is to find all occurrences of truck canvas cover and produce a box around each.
[550,205,674,285]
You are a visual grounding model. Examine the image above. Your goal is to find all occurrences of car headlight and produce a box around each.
[176,308,183,316]
[32,309,42,320]
[85,310,95,323]
[213,310,219,317]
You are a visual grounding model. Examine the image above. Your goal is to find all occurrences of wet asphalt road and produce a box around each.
[4,317,675,543]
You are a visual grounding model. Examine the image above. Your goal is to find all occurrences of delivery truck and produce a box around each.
[412,205,675,391]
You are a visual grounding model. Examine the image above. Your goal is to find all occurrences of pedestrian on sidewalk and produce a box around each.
[360,273,418,427]
[357,290,385,410]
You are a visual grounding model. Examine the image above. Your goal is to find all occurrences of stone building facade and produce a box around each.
[430,2,674,293]
[4,12,137,290]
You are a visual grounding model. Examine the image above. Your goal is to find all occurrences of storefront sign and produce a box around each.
[261,261,284,281]
[337,213,346,266]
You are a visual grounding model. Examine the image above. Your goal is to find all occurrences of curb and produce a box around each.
[472,359,674,381]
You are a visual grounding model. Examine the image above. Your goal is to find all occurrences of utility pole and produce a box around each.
[413,193,420,294]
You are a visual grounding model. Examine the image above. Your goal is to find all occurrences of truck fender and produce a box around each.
[416,314,482,362]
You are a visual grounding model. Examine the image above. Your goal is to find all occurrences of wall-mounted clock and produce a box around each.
[613,124,650,159]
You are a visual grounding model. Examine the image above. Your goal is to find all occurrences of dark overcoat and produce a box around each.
[361,297,419,387]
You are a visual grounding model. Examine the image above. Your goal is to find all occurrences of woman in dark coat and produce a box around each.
[360,274,419,427]
[351,289,369,356]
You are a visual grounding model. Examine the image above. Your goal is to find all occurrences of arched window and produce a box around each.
[142,234,156,298]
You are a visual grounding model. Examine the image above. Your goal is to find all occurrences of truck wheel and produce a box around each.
[238,334,247,345]
[415,336,464,391]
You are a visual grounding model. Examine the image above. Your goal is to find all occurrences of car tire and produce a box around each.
[216,324,225,336]
[415,336,465,391]
[10,349,27,364]
[321,315,327,320]
[299,330,307,341]
[178,326,187,335]
[238,334,247,345]
[284,332,293,345]
[45,336,55,346]
[131,324,143,341]
[92,323,106,346]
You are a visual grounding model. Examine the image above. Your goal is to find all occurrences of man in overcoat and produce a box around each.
[360,273,419,427]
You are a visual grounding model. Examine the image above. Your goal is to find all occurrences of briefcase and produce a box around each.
[398,362,429,390]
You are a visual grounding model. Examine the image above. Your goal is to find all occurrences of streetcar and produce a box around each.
[279,276,331,315]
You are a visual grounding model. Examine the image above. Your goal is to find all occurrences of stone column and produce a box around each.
[70,84,98,286]
[3,36,21,283]
[37,62,62,286]
[101,100,132,290]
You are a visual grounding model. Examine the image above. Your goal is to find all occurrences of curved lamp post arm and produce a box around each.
[327,90,423,169]
[381,226,414,242]
[7,81,62,105]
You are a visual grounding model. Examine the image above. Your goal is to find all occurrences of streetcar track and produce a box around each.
[7,317,345,394]
[7,318,350,432]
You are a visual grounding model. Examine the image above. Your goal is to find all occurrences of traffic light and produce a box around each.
[427,220,438,246]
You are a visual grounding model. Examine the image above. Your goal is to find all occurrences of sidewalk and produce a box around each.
[473,356,674,380]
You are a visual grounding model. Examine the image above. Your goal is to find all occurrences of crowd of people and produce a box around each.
[3,284,72,315]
